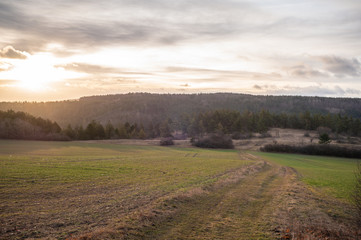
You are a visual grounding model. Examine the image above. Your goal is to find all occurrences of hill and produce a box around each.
[0,110,65,140]
[0,93,360,127]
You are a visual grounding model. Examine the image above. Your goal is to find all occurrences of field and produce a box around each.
[253,152,357,201]
[0,140,360,239]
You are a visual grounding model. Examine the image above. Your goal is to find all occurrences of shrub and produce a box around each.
[160,137,174,146]
[192,133,234,149]
[260,144,361,159]
[319,133,331,144]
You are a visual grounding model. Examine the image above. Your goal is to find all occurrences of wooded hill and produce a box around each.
[0,93,360,128]
[2,108,360,141]
[0,110,65,140]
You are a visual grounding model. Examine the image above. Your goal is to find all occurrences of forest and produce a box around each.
[0,110,65,140]
[0,93,361,128]
[1,108,360,141]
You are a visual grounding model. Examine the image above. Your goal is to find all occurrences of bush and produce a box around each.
[160,137,174,146]
[260,144,361,159]
[192,133,234,149]
[319,133,331,144]
[353,162,361,226]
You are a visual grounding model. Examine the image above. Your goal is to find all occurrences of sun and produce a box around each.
[1,52,83,91]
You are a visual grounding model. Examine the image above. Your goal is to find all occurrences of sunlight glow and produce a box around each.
[0,52,85,91]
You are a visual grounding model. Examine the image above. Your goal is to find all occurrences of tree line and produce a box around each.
[1,93,361,128]
[181,109,361,137]
[0,110,64,140]
[62,119,172,140]
[0,109,360,141]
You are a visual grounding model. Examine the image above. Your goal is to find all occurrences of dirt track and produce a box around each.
[2,150,359,240]
[115,153,359,240]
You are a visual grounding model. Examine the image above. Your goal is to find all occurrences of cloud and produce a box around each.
[0,0,287,53]
[63,77,138,90]
[0,0,360,60]
[56,62,155,76]
[0,46,27,59]
[0,62,13,71]
[287,65,329,78]
[165,66,282,81]
[320,56,360,77]
[56,63,119,75]
[1,1,361,100]
[253,84,262,90]
[253,84,360,97]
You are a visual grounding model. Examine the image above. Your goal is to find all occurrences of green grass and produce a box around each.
[0,140,255,239]
[1,140,358,239]
[0,140,251,189]
[253,151,359,201]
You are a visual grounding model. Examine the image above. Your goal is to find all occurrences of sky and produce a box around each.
[0,0,361,101]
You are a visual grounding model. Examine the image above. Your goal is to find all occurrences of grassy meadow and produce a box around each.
[253,151,358,201]
[0,140,359,239]
[0,140,252,239]
[0,140,253,192]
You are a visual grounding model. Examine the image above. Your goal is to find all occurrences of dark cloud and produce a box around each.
[253,84,262,90]
[0,2,153,52]
[0,0,271,53]
[320,56,360,77]
[0,46,27,59]
[288,65,329,78]
[1,0,360,57]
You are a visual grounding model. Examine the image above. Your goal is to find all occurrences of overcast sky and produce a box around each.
[0,0,361,101]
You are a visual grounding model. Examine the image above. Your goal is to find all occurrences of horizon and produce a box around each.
[1,91,360,104]
[1,0,361,101]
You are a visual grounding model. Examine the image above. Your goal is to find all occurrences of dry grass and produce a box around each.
[0,140,252,240]
[67,228,118,240]
[269,166,360,239]
[1,140,360,239]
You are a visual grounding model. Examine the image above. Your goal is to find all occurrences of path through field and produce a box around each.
[122,153,358,240]
[1,141,359,240]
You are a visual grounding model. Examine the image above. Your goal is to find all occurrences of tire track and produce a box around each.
[135,161,287,240]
